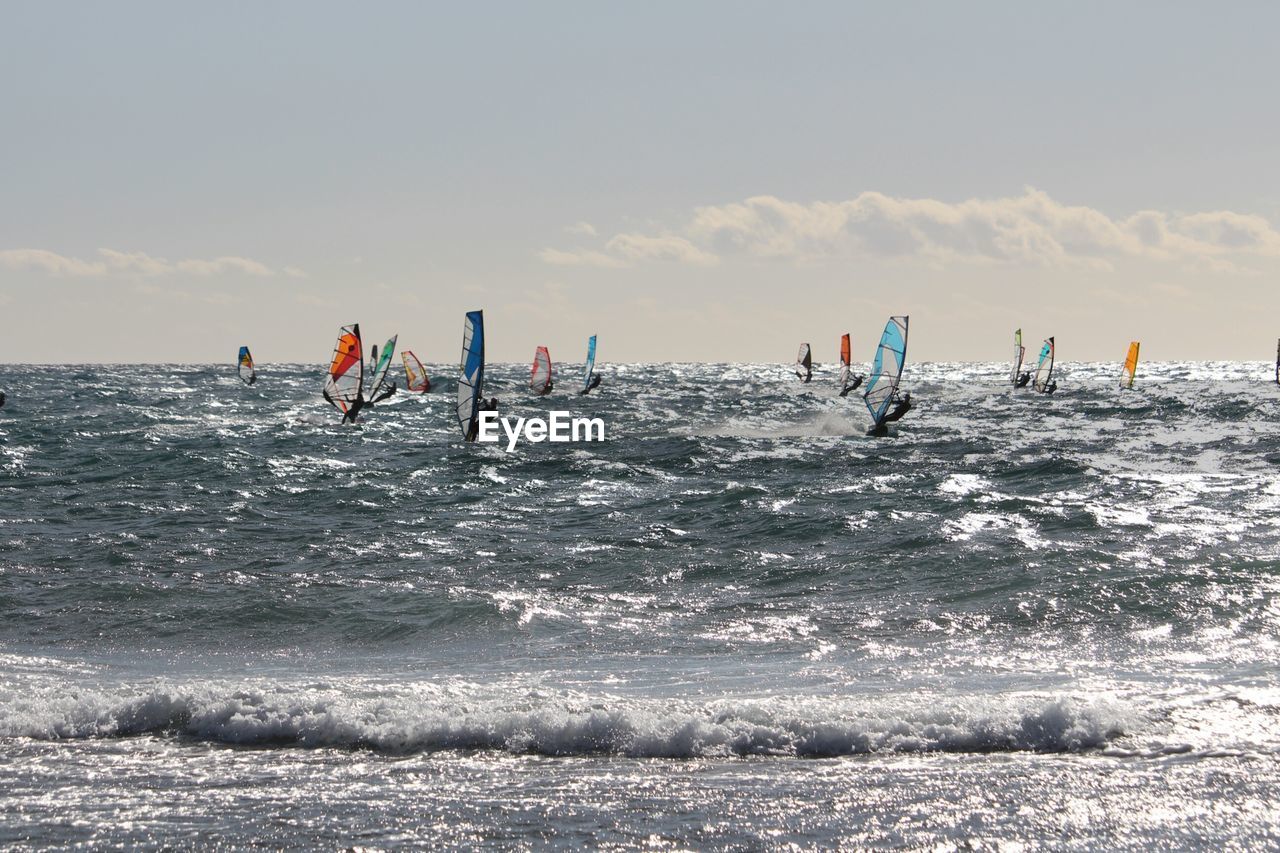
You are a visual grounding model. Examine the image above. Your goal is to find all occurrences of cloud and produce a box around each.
[565,221,598,237]
[538,247,627,268]
[0,248,294,278]
[541,188,1280,272]
[605,233,719,267]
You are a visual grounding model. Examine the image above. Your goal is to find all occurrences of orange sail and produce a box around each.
[1121,341,1140,389]
[323,324,364,420]
[840,333,851,367]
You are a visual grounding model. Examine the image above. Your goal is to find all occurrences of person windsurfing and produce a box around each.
[465,399,499,441]
[882,391,913,423]
[0,391,6,408]
[538,381,554,396]
[839,373,865,397]
[579,374,601,395]
[369,382,396,405]
[1015,371,1031,388]
[1043,380,1058,394]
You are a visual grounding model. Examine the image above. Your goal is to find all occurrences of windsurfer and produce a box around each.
[538,381,553,396]
[839,374,865,396]
[580,375,602,395]
[882,392,913,423]
[324,390,363,424]
[1015,372,1031,388]
[1042,381,1057,394]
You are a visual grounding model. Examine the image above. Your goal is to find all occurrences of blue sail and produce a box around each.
[237,346,255,385]
[457,311,485,440]
[862,316,909,426]
[583,335,597,392]
[1033,337,1055,392]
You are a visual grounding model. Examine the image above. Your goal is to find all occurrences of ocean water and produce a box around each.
[1,361,1279,848]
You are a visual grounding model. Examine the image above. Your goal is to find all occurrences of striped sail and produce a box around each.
[369,335,398,399]
[402,350,430,392]
[796,343,812,381]
[457,311,485,440]
[323,324,364,420]
[532,346,552,393]
[863,316,909,426]
[1033,337,1055,393]
[237,346,256,386]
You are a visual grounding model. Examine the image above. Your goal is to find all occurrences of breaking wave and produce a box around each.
[0,680,1133,757]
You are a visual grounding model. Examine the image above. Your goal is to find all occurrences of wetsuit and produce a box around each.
[369,383,396,405]
[882,394,912,423]
[839,375,865,397]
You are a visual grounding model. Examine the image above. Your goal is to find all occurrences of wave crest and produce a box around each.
[0,682,1131,757]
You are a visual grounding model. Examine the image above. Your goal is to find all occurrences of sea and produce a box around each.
[1,361,1278,849]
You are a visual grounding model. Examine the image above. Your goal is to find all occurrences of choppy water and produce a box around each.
[2,361,1279,848]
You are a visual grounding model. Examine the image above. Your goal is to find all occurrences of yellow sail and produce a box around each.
[1121,341,1140,389]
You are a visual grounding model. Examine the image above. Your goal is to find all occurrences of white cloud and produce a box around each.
[0,248,108,276]
[605,233,720,267]
[538,247,627,268]
[565,221,598,237]
[542,188,1280,272]
[0,248,293,278]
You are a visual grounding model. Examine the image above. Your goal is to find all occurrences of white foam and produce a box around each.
[0,680,1136,757]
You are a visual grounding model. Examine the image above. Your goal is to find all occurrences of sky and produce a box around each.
[2,1,1279,364]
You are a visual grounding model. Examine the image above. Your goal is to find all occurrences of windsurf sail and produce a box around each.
[532,346,552,394]
[582,335,597,393]
[457,311,485,440]
[1120,341,1140,389]
[1033,337,1055,392]
[322,323,364,421]
[368,343,379,375]
[863,316,908,426]
[839,333,851,387]
[1011,329,1025,386]
[368,334,398,401]
[796,343,812,382]
[402,350,430,392]
[237,346,256,385]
